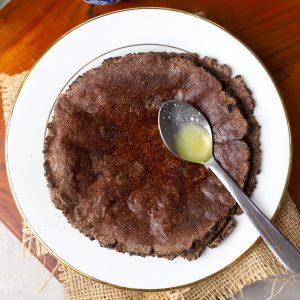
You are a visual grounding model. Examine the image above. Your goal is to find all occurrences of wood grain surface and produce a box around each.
[1,0,300,273]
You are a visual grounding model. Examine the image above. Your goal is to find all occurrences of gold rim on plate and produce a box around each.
[5,7,292,292]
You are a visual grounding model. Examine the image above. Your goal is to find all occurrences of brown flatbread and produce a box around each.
[44,52,260,260]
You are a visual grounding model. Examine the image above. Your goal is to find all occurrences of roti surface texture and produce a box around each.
[44,52,260,259]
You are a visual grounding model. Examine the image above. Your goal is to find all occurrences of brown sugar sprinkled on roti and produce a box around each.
[44,52,260,260]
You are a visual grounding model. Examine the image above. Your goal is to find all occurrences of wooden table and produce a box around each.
[1,0,300,274]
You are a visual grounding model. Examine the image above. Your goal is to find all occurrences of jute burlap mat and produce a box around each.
[1,72,300,300]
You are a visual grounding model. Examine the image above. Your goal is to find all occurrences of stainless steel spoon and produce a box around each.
[158,100,300,273]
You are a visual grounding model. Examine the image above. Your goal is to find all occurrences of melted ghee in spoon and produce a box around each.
[175,123,212,163]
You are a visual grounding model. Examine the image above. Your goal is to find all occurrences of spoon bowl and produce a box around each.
[158,100,212,162]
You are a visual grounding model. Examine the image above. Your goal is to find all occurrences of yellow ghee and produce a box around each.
[175,123,212,163]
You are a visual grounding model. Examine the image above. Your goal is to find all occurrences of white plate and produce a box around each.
[6,8,291,290]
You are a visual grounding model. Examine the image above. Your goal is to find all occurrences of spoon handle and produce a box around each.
[206,157,300,273]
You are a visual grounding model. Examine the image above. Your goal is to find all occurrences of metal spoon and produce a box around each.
[158,100,300,273]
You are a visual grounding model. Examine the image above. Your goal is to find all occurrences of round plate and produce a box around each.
[6,8,291,290]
